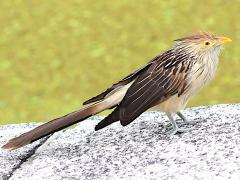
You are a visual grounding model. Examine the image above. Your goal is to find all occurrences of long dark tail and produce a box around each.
[2,100,113,150]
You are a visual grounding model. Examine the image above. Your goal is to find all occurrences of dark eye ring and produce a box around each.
[205,41,210,45]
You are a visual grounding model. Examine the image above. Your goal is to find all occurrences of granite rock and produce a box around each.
[0,104,240,180]
[0,123,47,180]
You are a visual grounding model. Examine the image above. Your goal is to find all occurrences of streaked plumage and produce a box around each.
[2,32,231,150]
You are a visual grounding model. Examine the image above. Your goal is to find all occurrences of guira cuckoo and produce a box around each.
[2,32,231,150]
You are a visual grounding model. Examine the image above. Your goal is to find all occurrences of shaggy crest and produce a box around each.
[174,31,217,42]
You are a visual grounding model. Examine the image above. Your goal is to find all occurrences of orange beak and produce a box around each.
[217,36,232,44]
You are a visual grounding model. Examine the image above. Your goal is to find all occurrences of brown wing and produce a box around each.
[96,49,194,128]
[83,56,161,105]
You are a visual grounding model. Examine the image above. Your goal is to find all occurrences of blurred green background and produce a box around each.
[0,0,239,125]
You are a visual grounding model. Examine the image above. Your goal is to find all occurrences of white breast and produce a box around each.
[155,51,220,113]
[187,52,219,97]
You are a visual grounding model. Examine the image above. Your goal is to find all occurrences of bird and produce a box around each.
[2,31,231,150]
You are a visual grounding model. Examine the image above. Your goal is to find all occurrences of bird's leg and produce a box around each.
[165,112,192,135]
[176,111,196,125]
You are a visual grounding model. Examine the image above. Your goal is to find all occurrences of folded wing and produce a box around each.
[95,49,193,129]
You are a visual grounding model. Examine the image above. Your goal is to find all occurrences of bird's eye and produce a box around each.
[205,41,210,46]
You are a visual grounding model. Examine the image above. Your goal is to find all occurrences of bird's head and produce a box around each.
[174,31,231,56]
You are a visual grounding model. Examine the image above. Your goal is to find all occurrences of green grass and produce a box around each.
[0,0,239,124]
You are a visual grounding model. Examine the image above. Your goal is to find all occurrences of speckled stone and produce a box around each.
[1,104,240,180]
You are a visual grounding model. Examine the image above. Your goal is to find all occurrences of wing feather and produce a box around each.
[113,50,194,126]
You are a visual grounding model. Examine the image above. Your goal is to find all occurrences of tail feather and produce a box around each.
[2,100,111,150]
[2,81,133,150]
[95,108,119,131]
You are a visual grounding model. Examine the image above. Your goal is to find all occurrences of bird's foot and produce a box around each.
[164,127,193,135]
[176,112,198,125]
[164,112,196,135]
[182,118,205,125]
[182,120,197,125]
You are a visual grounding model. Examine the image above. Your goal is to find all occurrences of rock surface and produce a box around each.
[0,104,240,180]
[0,123,47,180]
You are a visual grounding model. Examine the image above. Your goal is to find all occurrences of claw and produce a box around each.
[165,127,193,135]
[177,112,198,125]
[183,120,197,125]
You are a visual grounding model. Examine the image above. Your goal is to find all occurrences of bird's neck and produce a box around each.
[173,44,220,82]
